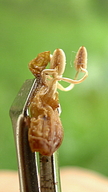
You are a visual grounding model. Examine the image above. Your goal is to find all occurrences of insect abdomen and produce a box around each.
[28,109,63,156]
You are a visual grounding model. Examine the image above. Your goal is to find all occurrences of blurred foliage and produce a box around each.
[1,0,108,176]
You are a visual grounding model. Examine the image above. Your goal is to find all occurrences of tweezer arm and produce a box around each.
[10,79,40,192]
[39,152,61,192]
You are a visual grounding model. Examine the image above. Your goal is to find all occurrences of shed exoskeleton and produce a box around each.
[28,47,88,156]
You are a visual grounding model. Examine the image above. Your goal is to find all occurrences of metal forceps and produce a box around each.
[9,79,62,192]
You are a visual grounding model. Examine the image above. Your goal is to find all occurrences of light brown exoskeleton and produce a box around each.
[28,47,88,156]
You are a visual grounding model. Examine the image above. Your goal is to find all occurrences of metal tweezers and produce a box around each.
[9,79,62,192]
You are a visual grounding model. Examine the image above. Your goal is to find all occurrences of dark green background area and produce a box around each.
[1,0,108,176]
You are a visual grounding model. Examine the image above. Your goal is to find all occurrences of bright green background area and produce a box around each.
[1,0,108,176]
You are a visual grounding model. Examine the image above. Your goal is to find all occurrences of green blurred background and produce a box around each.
[1,0,108,176]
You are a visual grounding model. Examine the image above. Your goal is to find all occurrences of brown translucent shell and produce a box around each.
[28,51,63,156]
[28,47,88,156]
[28,86,63,156]
[28,51,50,77]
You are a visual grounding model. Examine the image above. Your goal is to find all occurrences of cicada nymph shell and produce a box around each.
[28,51,63,156]
[28,87,63,156]
[28,47,88,156]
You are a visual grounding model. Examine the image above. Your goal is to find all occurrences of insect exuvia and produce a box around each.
[27,46,88,156]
